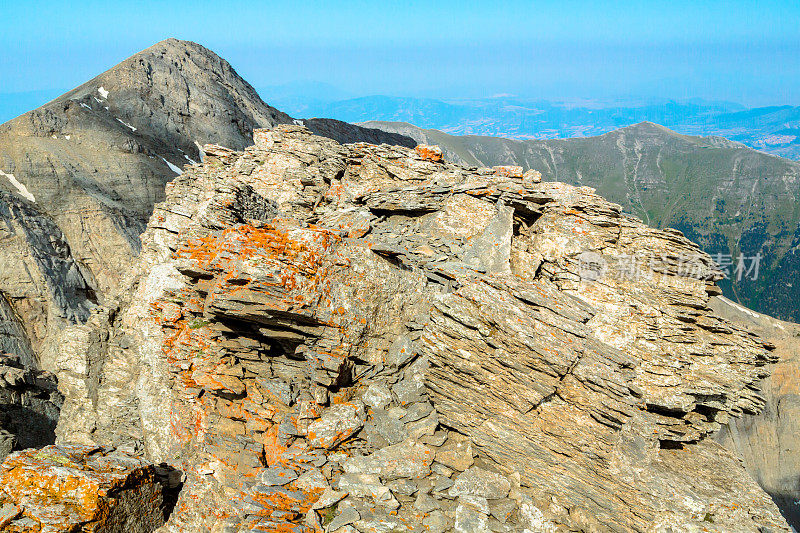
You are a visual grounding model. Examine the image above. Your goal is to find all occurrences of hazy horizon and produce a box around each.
[2,0,800,124]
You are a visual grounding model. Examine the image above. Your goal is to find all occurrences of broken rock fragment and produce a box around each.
[307,403,365,449]
[0,445,169,533]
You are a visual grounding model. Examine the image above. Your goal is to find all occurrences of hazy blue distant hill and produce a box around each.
[295,94,800,160]
[7,86,798,160]
[257,81,352,117]
[687,106,800,160]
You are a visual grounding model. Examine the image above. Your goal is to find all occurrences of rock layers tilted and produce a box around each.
[365,119,800,323]
[0,38,414,383]
[24,125,789,532]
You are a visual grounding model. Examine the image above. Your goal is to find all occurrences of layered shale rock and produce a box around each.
[366,120,800,323]
[47,125,789,532]
[0,39,413,370]
[0,445,173,532]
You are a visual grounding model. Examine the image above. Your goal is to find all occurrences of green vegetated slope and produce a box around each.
[365,120,800,321]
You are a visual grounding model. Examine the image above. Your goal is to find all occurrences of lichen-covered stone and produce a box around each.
[0,445,167,532]
[307,403,364,449]
[448,467,511,499]
[414,144,443,163]
[343,439,434,480]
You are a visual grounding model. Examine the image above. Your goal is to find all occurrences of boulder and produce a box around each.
[0,445,168,532]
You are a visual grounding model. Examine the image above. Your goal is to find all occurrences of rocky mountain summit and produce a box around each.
[0,39,413,378]
[1,124,787,532]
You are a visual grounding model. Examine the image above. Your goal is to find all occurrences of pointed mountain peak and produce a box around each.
[27,38,290,153]
[2,38,413,155]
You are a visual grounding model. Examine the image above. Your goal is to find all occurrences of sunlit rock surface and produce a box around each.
[45,125,790,532]
[0,445,171,532]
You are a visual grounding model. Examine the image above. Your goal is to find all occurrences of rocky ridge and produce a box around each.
[20,125,789,532]
[0,38,414,387]
[364,120,800,323]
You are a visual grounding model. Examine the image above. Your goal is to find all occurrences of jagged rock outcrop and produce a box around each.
[0,445,175,532]
[44,125,789,532]
[0,353,61,461]
[0,39,414,371]
[365,120,800,323]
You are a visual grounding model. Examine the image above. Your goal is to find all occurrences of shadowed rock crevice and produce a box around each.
[0,353,62,460]
[771,493,800,531]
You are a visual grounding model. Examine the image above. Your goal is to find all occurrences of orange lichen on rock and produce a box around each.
[414,144,444,163]
[0,445,167,532]
[492,165,524,178]
[174,223,342,309]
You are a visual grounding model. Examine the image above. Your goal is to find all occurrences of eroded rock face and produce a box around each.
[0,191,94,366]
[0,353,61,460]
[711,296,800,528]
[0,445,169,532]
[51,125,790,532]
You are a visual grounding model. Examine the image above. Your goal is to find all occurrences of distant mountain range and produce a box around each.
[2,38,799,351]
[274,94,800,161]
[364,120,800,323]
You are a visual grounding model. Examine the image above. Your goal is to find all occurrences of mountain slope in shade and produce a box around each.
[364,120,800,322]
[0,39,414,368]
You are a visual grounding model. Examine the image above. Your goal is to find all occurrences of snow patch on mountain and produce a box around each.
[0,170,36,202]
[161,157,183,175]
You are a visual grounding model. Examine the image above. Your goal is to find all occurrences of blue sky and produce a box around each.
[1,0,799,118]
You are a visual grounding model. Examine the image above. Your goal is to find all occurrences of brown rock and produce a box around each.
[436,435,474,472]
[492,165,523,178]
